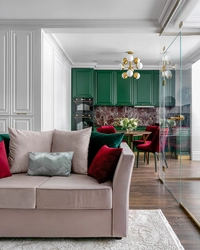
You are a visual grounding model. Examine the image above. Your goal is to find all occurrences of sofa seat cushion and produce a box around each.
[37,174,112,209]
[0,173,50,209]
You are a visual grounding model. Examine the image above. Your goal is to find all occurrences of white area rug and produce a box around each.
[0,209,184,250]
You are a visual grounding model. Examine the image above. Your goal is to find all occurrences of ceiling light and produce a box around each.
[119,51,143,79]
[161,53,173,86]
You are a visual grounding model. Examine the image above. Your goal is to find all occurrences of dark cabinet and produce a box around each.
[162,72,175,106]
[133,70,154,106]
[72,68,175,107]
[114,71,134,106]
[94,70,114,105]
[72,68,94,98]
[153,70,160,107]
[153,70,175,107]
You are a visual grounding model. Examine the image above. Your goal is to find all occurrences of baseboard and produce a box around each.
[191,151,200,160]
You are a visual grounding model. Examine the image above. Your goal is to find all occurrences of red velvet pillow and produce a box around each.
[88,145,122,183]
[0,140,12,178]
[96,126,116,134]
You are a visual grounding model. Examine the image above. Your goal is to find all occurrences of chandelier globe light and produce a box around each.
[161,53,173,85]
[119,51,143,79]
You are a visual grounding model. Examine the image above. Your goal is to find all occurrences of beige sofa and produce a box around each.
[0,142,135,238]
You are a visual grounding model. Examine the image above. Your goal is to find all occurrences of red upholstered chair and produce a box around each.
[96,126,116,134]
[131,125,159,150]
[136,127,169,172]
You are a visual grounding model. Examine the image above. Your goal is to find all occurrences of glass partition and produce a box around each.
[159,32,200,228]
[159,32,182,203]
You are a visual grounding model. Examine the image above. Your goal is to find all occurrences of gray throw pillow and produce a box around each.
[27,152,74,177]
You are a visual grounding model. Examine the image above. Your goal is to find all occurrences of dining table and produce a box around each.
[118,130,152,150]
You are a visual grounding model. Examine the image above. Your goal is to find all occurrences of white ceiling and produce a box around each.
[1,0,200,68]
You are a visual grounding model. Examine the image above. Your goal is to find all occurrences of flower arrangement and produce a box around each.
[114,117,140,132]
[160,118,176,128]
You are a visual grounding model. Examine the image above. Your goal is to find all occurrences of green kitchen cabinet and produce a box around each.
[155,70,175,107]
[114,71,134,106]
[133,70,154,106]
[153,70,160,106]
[72,68,94,97]
[94,70,114,105]
[162,71,175,106]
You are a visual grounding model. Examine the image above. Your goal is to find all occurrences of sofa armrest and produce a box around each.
[112,142,135,237]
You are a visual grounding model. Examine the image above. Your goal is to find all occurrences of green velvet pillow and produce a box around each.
[88,131,124,167]
[0,134,10,157]
[27,152,74,177]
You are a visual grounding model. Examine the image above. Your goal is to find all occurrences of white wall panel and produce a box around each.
[41,34,54,131]
[54,52,66,130]
[0,30,9,115]
[11,116,33,131]
[65,63,71,130]
[11,30,33,115]
[0,116,10,133]
[191,60,200,160]
[41,32,71,131]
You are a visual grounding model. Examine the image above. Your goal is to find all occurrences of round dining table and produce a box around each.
[118,130,152,150]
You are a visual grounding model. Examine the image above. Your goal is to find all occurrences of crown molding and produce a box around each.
[71,63,160,70]
[182,17,200,28]
[42,32,73,67]
[182,45,200,67]
[174,0,200,27]
[158,0,177,27]
[0,19,161,33]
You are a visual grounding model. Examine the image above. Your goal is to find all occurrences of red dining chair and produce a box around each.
[96,125,116,134]
[136,127,169,172]
[131,125,159,150]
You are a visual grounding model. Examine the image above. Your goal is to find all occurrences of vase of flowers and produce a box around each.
[160,118,176,134]
[114,117,140,132]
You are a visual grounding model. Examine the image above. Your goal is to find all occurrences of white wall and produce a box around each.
[191,59,200,160]
[41,32,71,131]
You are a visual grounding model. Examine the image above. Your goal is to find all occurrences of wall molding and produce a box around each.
[0,19,161,33]
[43,32,73,67]
[0,30,9,114]
[191,151,200,161]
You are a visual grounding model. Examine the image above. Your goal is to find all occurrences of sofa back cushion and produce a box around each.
[8,128,54,174]
[52,127,92,174]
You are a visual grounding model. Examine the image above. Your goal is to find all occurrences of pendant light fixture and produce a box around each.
[119,51,143,79]
[161,54,173,86]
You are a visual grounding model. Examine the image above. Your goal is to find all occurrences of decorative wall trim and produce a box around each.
[191,151,200,161]
[0,30,9,114]
[43,32,73,67]
[158,0,177,27]
[11,30,33,115]
[0,19,161,33]
[72,63,160,70]
[0,116,10,133]
[11,116,34,131]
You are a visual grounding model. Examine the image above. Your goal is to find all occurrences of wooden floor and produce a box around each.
[129,154,200,250]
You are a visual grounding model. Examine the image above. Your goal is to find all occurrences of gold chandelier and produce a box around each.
[161,53,173,86]
[119,51,143,79]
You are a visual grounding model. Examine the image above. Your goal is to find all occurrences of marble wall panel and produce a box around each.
[94,105,190,127]
[94,106,159,126]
